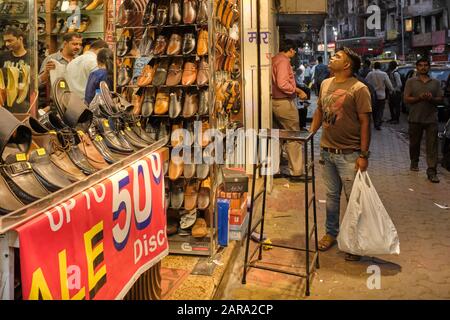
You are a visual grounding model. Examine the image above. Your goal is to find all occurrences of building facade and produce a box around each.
[327,0,449,62]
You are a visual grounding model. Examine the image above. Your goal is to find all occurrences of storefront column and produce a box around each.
[242,0,277,178]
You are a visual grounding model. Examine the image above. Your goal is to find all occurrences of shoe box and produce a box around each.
[229,211,249,241]
[217,189,248,245]
[222,167,248,193]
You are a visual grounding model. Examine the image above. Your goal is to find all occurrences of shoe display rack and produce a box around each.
[112,0,234,257]
[38,0,106,56]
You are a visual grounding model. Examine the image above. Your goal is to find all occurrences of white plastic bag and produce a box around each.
[337,170,400,256]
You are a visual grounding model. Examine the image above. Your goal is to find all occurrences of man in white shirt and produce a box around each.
[387,61,403,124]
[65,39,109,99]
[366,62,394,130]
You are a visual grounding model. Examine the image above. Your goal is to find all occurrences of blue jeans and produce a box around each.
[321,150,359,238]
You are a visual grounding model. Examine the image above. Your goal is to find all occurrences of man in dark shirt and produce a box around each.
[0,27,31,113]
[313,56,330,96]
[404,57,443,183]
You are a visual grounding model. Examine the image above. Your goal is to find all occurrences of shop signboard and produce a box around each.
[15,151,168,300]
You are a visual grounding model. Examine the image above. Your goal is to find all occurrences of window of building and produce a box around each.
[435,13,443,31]
[425,16,432,33]
[413,16,422,34]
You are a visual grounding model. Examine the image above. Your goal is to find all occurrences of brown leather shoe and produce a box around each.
[77,131,109,170]
[191,218,208,238]
[136,63,156,87]
[197,29,208,56]
[183,0,197,24]
[181,61,197,85]
[153,35,168,55]
[169,0,182,25]
[169,154,184,181]
[155,91,170,114]
[198,89,209,115]
[166,58,183,86]
[197,57,209,86]
[131,89,144,115]
[167,33,182,55]
[196,0,208,24]
[197,177,210,210]
[171,122,184,147]
[200,119,210,147]
[184,179,199,210]
[182,92,198,118]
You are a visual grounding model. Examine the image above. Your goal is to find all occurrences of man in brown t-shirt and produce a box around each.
[310,47,372,261]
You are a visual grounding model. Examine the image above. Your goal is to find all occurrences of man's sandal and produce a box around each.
[318,234,336,251]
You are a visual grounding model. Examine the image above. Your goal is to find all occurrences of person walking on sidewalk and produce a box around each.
[310,47,372,261]
[387,61,403,124]
[314,56,330,96]
[403,57,443,183]
[272,40,308,182]
[365,62,394,130]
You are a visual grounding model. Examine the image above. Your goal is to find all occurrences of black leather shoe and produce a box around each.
[155,5,169,26]
[142,1,157,25]
[118,65,132,87]
[96,118,134,154]
[345,253,362,261]
[182,33,196,55]
[428,173,440,183]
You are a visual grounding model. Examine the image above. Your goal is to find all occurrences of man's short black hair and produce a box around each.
[3,26,25,40]
[364,59,371,67]
[416,57,430,66]
[373,62,381,69]
[63,32,82,43]
[389,60,398,70]
[90,39,109,50]
[341,47,362,74]
[317,56,323,63]
[279,40,296,53]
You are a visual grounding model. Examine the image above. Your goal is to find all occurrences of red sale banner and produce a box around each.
[15,151,168,300]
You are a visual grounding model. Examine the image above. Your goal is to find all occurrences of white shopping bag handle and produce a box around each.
[356,170,373,189]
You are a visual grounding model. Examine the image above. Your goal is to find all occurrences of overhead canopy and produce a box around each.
[277,13,327,34]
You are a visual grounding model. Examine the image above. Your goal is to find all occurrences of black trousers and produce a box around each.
[409,122,438,174]
[373,99,386,128]
[389,91,402,121]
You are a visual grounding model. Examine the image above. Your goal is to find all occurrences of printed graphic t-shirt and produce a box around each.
[0,51,31,113]
[317,76,372,150]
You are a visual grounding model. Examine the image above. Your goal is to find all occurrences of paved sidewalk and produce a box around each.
[216,117,450,299]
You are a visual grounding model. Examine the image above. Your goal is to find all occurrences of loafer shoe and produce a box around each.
[182,33,196,55]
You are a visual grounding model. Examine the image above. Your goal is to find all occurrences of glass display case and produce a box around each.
[0,0,38,118]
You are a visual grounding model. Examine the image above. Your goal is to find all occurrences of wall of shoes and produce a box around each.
[113,0,224,256]
[211,0,243,165]
[0,0,37,116]
[37,0,106,60]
